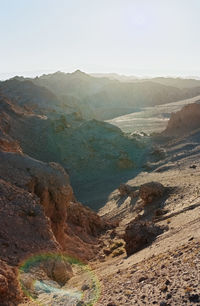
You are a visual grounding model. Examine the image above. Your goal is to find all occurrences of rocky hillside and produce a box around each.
[15,124,200,305]
[0,92,150,209]
[0,104,114,304]
[1,75,200,305]
[95,122,200,305]
[163,102,200,136]
[0,79,63,116]
[7,71,200,120]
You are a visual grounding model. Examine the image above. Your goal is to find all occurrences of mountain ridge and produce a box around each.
[4,70,200,120]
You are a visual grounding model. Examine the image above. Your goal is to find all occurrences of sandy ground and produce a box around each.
[94,133,200,305]
[107,95,200,134]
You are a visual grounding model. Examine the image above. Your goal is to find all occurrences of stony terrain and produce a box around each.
[97,240,200,305]
[0,79,200,305]
[95,113,200,305]
[15,127,200,305]
[0,96,113,304]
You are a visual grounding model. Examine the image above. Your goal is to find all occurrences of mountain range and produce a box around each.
[3,70,200,120]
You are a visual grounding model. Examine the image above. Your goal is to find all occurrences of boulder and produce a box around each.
[124,220,165,256]
[118,184,133,196]
[139,182,165,204]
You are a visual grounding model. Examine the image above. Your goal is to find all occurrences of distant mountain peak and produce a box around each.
[72,69,88,77]
[38,70,89,80]
[10,75,25,81]
[54,70,65,75]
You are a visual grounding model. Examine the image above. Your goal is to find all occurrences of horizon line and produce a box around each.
[1,69,200,81]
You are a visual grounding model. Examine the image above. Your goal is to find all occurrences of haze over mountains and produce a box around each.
[1,71,200,205]
[5,70,200,120]
[0,75,150,208]
[1,69,200,305]
[2,0,200,303]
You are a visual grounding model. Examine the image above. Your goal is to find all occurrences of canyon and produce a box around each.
[0,73,200,305]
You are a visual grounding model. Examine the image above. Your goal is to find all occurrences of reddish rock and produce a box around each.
[0,177,60,266]
[0,149,110,263]
[0,136,22,153]
[0,274,8,295]
[0,92,114,303]
[163,102,200,136]
[66,201,108,238]
[0,259,22,305]
[64,201,112,260]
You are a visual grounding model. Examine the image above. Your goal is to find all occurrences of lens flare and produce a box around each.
[18,252,101,305]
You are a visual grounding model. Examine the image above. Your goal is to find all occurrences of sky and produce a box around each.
[0,0,200,79]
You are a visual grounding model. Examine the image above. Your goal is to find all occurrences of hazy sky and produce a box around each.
[1,0,200,78]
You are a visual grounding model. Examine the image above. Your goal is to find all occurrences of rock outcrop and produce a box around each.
[64,201,112,259]
[0,96,114,303]
[0,148,112,259]
[0,176,60,266]
[0,150,110,303]
[163,102,200,136]
[0,259,22,305]
[139,182,165,204]
[124,220,166,256]
[43,257,73,286]
[0,151,73,248]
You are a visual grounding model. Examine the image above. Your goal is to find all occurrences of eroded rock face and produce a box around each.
[0,149,110,262]
[0,151,73,249]
[0,177,60,266]
[0,125,111,303]
[66,201,108,238]
[0,151,110,304]
[0,91,115,303]
[64,201,113,260]
[0,259,22,305]
[124,220,165,256]
[43,257,73,286]
[139,182,165,204]
[0,133,68,304]
[163,102,200,136]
